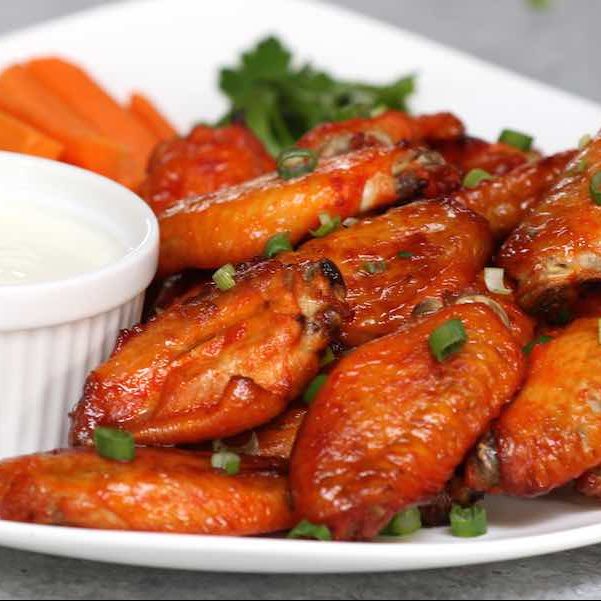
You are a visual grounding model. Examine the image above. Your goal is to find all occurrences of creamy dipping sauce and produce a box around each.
[0,204,124,285]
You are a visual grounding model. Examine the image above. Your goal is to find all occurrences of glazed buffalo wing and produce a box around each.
[293,198,493,346]
[499,132,601,316]
[0,449,294,535]
[455,150,575,239]
[158,145,459,275]
[70,259,346,446]
[290,304,525,540]
[297,110,464,157]
[140,124,275,215]
[466,318,601,497]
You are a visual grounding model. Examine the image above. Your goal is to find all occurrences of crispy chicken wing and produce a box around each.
[297,110,464,157]
[455,150,574,239]
[292,198,493,346]
[0,449,294,535]
[70,259,346,446]
[158,145,460,275]
[290,304,525,540]
[498,133,601,316]
[465,317,601,497]
[433,136,531,175]
[140,124,275,214]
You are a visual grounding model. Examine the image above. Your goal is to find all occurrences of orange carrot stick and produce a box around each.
[128,92,177,141]
[26,58,157,168]
[0,109,64,159]
[0,65,140,187]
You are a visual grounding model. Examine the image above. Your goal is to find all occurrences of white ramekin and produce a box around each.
[0,152,159,459]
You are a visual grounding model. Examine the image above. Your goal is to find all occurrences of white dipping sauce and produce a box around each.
[0,204,124,285]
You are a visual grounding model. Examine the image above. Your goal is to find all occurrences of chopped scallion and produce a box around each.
[303,373,328,404]
[523,334,553,355]
[579,134,592,149]
[211,450,241,476]
[94,427,135,462]
[212,263,236,291]
[287,519,332,541]
[381,507,422,537]
[429,319,467,362]
[463,168,493,189]
[361,260,387,275]
[450,504,487,538]
[264,232,293,258]
[311,213,341,238]
[277,147,318,180]
[499,129,534,151]
[397,251,414,259]
[320,346,336,367]
[590,171,601,206]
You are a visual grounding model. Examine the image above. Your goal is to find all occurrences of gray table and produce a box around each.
[0,1,599,599]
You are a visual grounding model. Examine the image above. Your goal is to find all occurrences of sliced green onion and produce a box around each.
[287,519,332,541]
[499,129,534,151]
[212,263,236,291]
[264,232,292,258]
[484,267,512,295]
[361,260,387,275]
[320,346,336,367]
[303,373,328,404]
[277,147,318,180]
[555,306,573,325]
[211,450,241,476]
[94,427,135,462]
[590,171,601,206]
[579,134,592,149]
[463,168,493,189]
[523,334,553,355]
[429,319,467,362]
[450,504,487,538]
[397,250,414,259]
[311,213,341,238]
[381,507,422,537]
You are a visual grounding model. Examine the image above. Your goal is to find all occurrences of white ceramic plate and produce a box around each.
[1,0,601,573]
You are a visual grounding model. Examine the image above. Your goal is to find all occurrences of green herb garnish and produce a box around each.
[94,427,135,462]
[217,36,415,155]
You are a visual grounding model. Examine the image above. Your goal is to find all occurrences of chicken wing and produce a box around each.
[455,150,574,239]
[433,136,531,175]
[0,449,294,535]
[498,132,601,317]
[70,259,347,446]
[465,317,601,497]
[290,304,525,540]
[158,145,460,275]
[140,123,275,214]
[292,198,493,346]
[297,110,464,157]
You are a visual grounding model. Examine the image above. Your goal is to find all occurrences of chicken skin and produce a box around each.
[158,145,460,275]
[297,110,464,157]
[70,259,347,446]
[455,150,575,239]
[433,136,531,176]
[498,132,601,316]
[466,318,601,497]
[292,198,493,346]
[290,304,525,540]
[0,449,294,535]
[140,124,275,215]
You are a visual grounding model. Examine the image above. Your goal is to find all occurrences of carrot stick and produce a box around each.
[0,65,141,187]
[26,58,157,167]
[128,92,178,141]
[0,109,64,159]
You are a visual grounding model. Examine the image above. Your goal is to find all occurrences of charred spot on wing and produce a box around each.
[318,259,346,293]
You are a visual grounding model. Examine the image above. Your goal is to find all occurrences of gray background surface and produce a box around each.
[0,1,599,599]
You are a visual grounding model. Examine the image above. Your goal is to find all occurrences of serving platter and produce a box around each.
[1,0,601,573]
